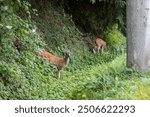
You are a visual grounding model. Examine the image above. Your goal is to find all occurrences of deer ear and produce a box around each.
[63,48,69,54]
[63,48,68,53]
[64,46,76,54]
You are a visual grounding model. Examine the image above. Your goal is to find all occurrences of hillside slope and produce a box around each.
[0,0,150,100]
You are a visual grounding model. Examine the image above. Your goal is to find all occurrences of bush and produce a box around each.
[104,24,126,52]
[0,0,46,99]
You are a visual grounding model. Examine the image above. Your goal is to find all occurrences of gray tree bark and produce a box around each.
[127,0,150,71]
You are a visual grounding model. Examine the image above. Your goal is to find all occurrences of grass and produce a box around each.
[23,53,150,100]
[0,0,150,100]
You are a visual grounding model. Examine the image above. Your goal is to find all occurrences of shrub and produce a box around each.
[104,24,126,53]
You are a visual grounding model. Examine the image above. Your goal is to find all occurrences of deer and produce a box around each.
[83,35,106,54]
[92,38,106,54]
[39,49,71,79]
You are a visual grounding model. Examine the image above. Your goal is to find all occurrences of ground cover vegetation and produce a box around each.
[0,0,150,99]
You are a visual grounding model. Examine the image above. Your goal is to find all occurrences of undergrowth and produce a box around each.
[0,0,150,100]
[71,55,150,100]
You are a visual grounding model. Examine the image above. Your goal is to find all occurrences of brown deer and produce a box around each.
[93,38,106,54]
[39,49,71,79]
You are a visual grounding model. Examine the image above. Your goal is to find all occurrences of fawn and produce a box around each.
[39,49,71,79]
[93,38,106,54]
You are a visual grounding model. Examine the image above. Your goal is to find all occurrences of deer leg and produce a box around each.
[101,46,104,54]
[56,66,63,79]
[97,46,100,54]
[56,70,61,79]
[93,48,96,54]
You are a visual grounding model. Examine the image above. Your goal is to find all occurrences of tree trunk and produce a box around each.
[127,0,150,71]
